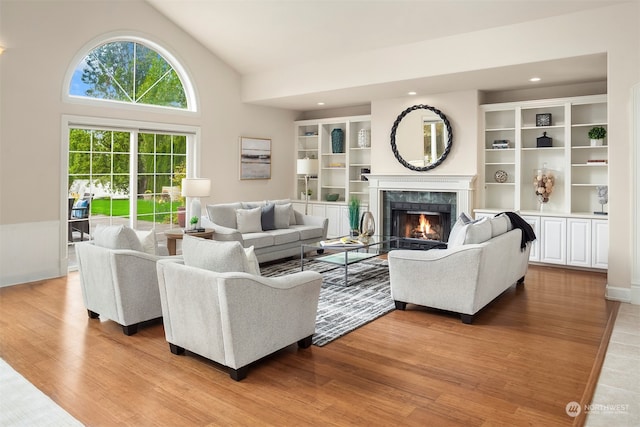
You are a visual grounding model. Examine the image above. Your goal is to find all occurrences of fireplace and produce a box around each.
[391,202,451,249]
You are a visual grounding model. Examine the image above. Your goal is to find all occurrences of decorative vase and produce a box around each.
[331,128,344,153]
[533,164,556,210]
[590,138,604,147]
[357,129,371,148]
[359,211,375,237]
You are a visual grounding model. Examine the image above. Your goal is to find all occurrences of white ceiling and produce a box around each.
[146,0,615,111]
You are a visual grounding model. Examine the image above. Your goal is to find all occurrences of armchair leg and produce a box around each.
[87,310,99,319]
[461,314,474,324]
[230,366,248,381]
[517,276,525,285]
[394,301,407,310]
[122,324,139,336]
[169,343,185,355]
[297,335,313,349]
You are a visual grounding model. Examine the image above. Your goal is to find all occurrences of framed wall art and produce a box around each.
[240,137,271,180]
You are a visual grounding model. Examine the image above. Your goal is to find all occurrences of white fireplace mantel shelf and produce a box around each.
[366,174,477,226]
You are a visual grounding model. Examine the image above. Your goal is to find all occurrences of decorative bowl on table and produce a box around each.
[325,193,339,202]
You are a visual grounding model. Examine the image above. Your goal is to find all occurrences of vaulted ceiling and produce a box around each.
[146,0,616,111]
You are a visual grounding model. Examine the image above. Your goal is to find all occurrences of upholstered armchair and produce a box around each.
[75,225,172,335]
[156,236,323,381]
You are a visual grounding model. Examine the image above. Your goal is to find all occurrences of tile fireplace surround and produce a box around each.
[367,174,476,242]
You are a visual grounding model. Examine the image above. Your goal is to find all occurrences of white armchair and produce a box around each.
[75,225,173,335]
[156,237,323,381]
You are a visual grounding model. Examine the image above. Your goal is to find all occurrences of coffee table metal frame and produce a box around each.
[300,235,399,286]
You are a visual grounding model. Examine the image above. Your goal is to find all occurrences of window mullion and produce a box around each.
[130,131,138,229]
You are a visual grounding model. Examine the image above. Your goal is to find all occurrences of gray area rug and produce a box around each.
[0,358,84,426]
[261,257,395,346]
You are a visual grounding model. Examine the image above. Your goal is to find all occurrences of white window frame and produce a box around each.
[61,115,201,264]
[62,32,199,116]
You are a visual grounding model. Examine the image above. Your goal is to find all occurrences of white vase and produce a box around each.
[357,129,370,148]
[590,138,604,146]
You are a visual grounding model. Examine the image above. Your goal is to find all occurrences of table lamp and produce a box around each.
[296,158,318,215]
[181,178,211,229]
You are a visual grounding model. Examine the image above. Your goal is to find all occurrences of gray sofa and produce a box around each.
[388,213,532,324]
[202,199,328,263]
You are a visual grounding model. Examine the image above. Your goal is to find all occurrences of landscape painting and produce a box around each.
[240,137,271,180]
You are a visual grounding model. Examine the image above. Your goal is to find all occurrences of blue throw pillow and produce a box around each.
[72,199,89,218]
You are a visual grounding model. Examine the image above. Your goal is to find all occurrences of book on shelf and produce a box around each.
[320,237,364,247]
[586,159,608,164]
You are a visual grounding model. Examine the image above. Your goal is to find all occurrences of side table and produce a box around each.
[164,229,214,255]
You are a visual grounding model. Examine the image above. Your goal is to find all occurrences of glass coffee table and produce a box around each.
[300,235,399,286]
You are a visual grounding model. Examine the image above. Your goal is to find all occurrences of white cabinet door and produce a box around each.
[522,215,541,262]
[540,217,566,265]
[325,205,342,238]
[567,218,591,267]
[311,203,326,218]
[592,219,609,269]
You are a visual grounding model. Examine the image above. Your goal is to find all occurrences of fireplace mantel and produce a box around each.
[367,174,476,228]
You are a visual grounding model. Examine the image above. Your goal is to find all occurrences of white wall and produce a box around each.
[0,0,297,286]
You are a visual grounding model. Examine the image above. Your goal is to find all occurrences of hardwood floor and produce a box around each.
[0,265,614,426]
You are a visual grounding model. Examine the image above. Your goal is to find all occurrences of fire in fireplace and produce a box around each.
[391,202,452,249]
[404,211,444,241]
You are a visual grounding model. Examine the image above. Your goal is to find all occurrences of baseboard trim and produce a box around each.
[605,285,632,303]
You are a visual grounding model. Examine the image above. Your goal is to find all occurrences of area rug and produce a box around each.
[261,257,395,346]
[0,358,84,426]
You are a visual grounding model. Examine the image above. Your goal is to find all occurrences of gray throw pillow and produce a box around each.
[93,225,144,251]
[274,203,292,229]
[182,236,248,272]
[261,203,276,231]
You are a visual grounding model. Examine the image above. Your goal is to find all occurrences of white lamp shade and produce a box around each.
[297,158,318,175]
[181,178,211,197]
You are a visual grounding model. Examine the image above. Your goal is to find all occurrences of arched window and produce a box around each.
[68,37,195,111]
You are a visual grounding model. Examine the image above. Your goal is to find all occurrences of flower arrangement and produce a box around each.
[534,166,555,204]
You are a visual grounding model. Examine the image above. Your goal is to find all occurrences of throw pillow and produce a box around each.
[261,203,276,231]
[134,229,158,255]
[236,206,263,233]
[447,213,470,247]
[93,225,144,252]
[269,199,296,225]
[274,203,292,229]
[72,199,89,218]
[490,215,509,238]
[463,216,492,244]
[182,236,247,272]
[244,246,261,275]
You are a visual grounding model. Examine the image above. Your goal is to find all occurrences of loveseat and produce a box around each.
[388,213,533,324]
[202,199,328,263]
[156,236,323,380]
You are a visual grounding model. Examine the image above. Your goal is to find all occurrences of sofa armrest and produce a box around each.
[217,271,323,368]
[201,216,244,244]
[295,212,328,238]
[388,246,484,314]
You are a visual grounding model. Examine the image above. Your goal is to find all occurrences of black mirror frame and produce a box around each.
[390,104,453,171]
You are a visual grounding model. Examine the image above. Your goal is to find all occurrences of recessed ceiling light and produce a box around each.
[317,102,325,106]
[529,77,541,82]
[408,91,417,96]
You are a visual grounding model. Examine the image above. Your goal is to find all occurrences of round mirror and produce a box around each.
[390,104,453,171]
